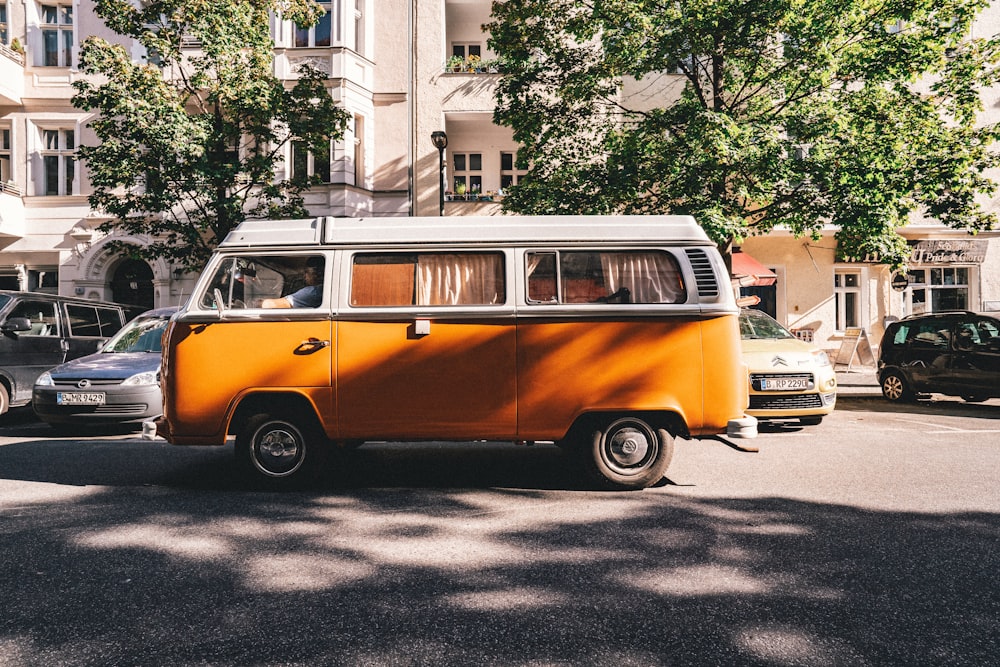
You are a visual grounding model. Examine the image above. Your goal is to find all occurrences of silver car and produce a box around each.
[32,307,177,428]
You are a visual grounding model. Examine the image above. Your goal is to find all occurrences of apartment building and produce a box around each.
[0,0,998,357]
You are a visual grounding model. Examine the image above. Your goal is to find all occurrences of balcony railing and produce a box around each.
[442,56,500,74]
[0,42,25,66]
[0,181,23,196]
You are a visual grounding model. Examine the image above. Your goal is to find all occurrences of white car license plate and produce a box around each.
[760,378,809,391]
[57,392,106,405]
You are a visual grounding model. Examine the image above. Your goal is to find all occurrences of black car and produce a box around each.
[878,311,1000,402]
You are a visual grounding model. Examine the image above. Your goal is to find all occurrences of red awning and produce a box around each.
[731,251,777,287]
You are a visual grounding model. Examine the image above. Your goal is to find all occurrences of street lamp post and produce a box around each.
[431,130,448,216]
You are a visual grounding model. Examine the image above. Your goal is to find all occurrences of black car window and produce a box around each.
[909,318,950,349]
[8,300,58,336]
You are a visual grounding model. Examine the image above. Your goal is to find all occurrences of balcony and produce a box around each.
[0,42,25,104]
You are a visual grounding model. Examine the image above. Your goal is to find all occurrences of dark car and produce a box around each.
[32,307,177,427]
[0,291,143,416]
[878,311,1000,402]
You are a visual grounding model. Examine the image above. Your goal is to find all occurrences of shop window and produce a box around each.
[294,1,333,47]
[907,267,969,314]
[40,3,74,67]
[834,270,860,330]
[39,127,75,196]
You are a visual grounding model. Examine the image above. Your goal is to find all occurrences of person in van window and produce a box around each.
[262,258,324,308]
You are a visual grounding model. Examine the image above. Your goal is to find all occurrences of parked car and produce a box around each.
[32,307,177,428]
[878,311,1000,402]
[739,308,837,425]
[0,291,144,416]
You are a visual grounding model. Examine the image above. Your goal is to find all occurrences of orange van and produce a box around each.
[153,215,756,489]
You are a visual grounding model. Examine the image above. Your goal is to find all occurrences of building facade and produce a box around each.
[0,0,998,359]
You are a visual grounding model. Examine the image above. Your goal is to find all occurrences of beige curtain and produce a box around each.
[600,252,685,303]
[416,253,504,305]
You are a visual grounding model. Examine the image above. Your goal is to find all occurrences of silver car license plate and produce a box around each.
[57,392,106,405]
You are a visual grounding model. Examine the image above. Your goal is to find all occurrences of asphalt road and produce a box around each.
[1,396,998,666]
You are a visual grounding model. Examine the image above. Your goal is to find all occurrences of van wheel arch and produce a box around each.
[230,393,330,488]
[562,411,685,490]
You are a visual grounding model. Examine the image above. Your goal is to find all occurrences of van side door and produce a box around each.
[336,250,516,440]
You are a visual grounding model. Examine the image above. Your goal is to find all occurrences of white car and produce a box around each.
[739,309,837,426]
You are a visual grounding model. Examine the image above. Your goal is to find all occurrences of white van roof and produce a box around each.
[220,215,713,248]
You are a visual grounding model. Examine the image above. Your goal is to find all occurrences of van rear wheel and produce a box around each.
[236,413,326,487]
[584,417,674,490]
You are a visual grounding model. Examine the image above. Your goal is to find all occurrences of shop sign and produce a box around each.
[839,239,988,264]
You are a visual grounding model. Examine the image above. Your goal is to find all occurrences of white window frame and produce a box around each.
[452,152,483,196]
[39,2,74,67]
[293,1,335,48]
[834,266,864,332]
[904,265,974,315]
[500,151,526,190]
[0,125,11,184]
[35,124,76,196]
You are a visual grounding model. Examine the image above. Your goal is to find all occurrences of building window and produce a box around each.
[40,128,75,195]
[294,1,332,47]
[353,0,364,54]
[500,152,527,190]
[1,3,8,43]
[291,140,331,183]
[1,127,10,184]
[452,153,482,196]
[834,270,860,330]
[907,267,969,314]
[41,3,74,67]
[452,43,481,61]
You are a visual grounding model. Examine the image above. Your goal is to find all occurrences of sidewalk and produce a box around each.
[835,367,880,397]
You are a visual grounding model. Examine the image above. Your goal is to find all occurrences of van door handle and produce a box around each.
[295,338,330,354]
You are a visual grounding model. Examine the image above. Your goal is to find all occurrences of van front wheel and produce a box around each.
[236,413,324,487]
[585,417,674,490]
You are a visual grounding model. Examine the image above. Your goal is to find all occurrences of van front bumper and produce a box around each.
[727,415,758,439]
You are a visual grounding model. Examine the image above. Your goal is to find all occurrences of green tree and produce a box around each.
[486,0,1000,267]
[72,0,351,270]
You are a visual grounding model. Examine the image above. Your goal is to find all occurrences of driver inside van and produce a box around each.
[262,258,324,309]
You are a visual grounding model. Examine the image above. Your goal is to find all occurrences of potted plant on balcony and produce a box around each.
[446,55,464,73]
[467,54,483,73]
[10,38,25,55]
[455,181,467,199]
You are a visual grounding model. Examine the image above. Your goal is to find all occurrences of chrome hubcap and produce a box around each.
[254,425,303,476]
[607,426,652,468]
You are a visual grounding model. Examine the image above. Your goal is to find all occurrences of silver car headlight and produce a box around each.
[121,370,159,386]
[36,371,54,387]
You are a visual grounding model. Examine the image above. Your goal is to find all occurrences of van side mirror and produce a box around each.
[1,317,32,335]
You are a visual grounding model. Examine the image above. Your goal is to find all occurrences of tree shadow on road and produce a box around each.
[0,436,997,665]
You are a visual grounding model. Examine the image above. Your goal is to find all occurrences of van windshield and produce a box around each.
[103,316,169,353]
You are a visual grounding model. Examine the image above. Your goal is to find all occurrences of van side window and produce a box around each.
[351,252,505,306]
[200,255,326,309]
[97,307,124,336]
[526,250,685,304]
[9,300,58,336]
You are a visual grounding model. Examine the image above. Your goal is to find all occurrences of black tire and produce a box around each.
[963,394,989,403]
[798,416,823,426]
[880,370,913,403]
[235,412,327,488]
[583,416,674,490]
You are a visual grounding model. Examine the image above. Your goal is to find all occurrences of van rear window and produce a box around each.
[351,252,505,306]
[527,250,685,304]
